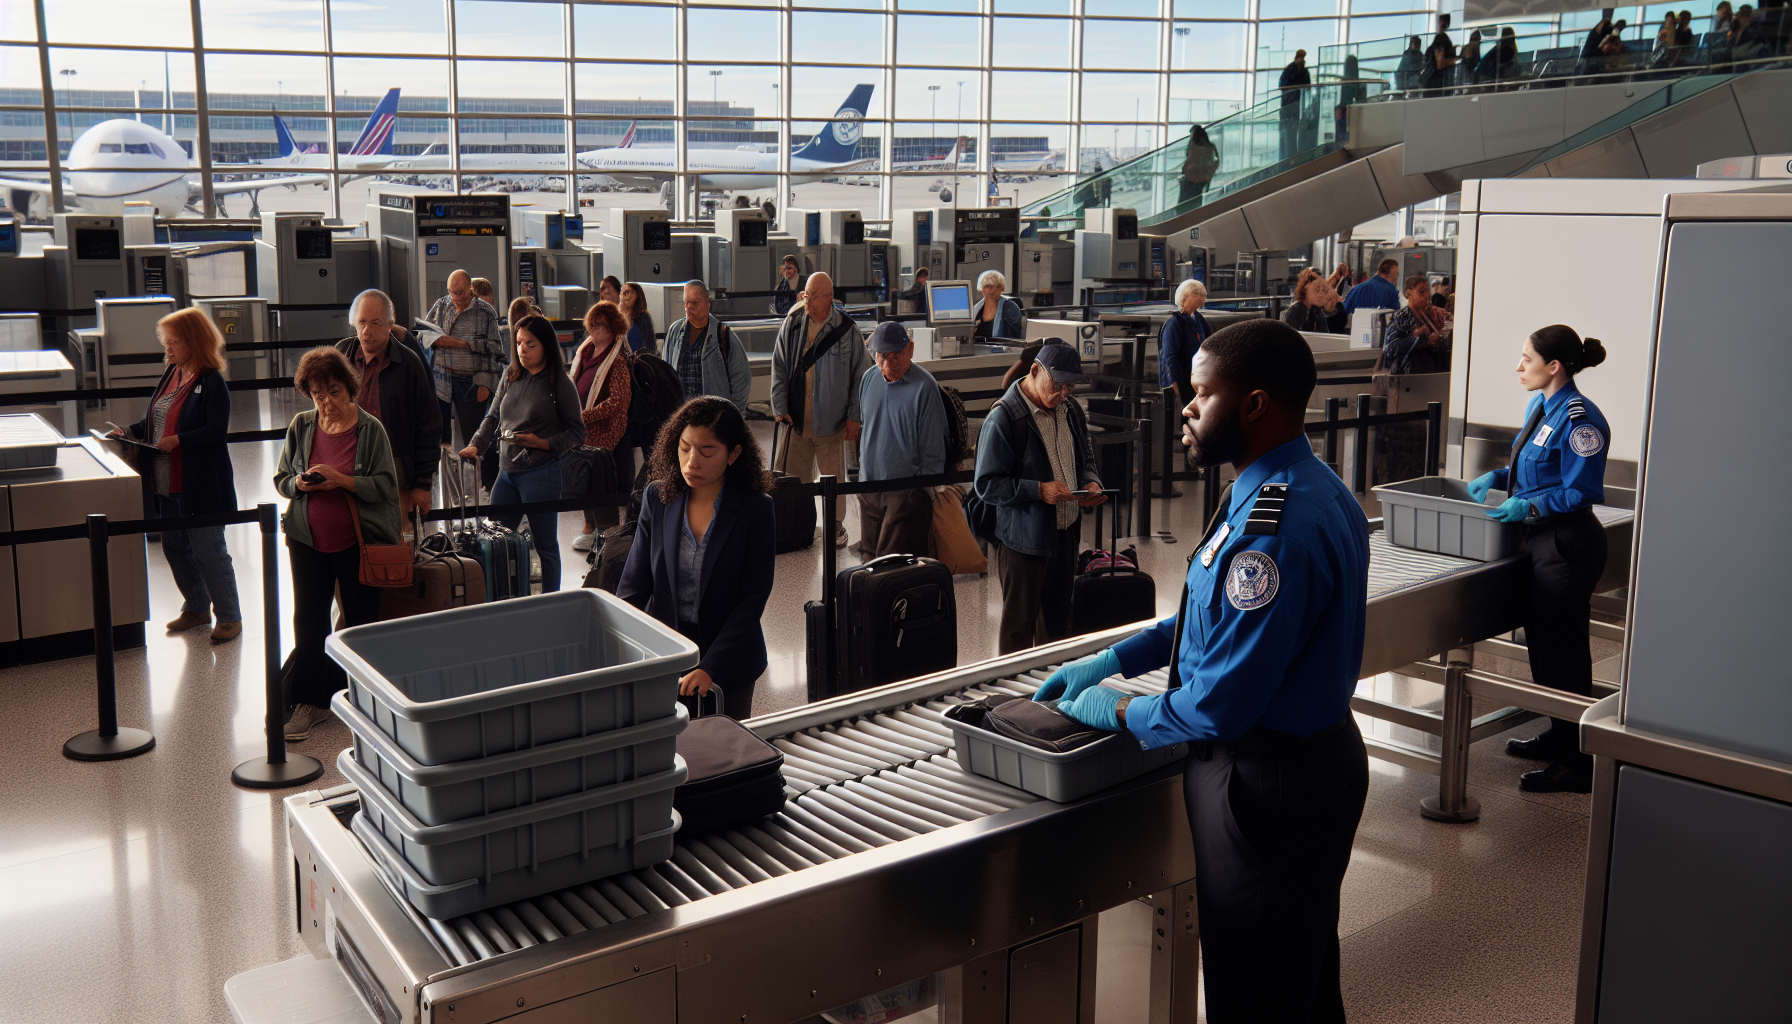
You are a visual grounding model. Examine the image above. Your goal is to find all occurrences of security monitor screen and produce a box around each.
[564,215,583,240]
[915,215,932,246]
[843,219,864,246]
[295,228,332,260]
[1115,215,1138,241]
[641,220,671,251]
[740,220,768,248]
[927,283,972,324]
[74,228,120,262]
[804,212,820,246]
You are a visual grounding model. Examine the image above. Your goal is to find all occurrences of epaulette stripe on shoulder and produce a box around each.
[1567,399,1588,422]
[1244,482,1288,536]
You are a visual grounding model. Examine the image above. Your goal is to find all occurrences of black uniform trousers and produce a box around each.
[1184,716,1369,1023]
[1524,507,1607,766]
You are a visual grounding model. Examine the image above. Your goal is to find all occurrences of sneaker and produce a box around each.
[209,621,242,645]
[834,524,849,548]
[572,531,596,552]
[1519,761,1593,794]
[165,611,210,633]
[284,704,331,743]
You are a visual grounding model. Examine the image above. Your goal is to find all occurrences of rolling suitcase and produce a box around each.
[381,510,486,620]
[672,684,787,834]
[448,453,534,602]
[582,518,637,593]
[770,421,817,553]
[808,554,957,701]
[1068,490,1157,634]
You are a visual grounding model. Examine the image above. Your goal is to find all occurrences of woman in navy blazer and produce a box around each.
[617,397,776,720]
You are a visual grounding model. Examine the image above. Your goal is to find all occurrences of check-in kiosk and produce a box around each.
[0,212,19,258]
[925,279,976,358]
[1075,207,1142,300]
[375,191,512,327]
[192,297,270,381]
[124,245,176,300]
[952,207,1019,294]
[712,209,771,293]
[515,208,595,292]
[510,246,546,307]
[47,214,129,310]
[787,209,869,291]
[538,285,589,321]
[257,212,352,373]
[601,208,677,285]
[894,208,950,285]
[95,296,175,428]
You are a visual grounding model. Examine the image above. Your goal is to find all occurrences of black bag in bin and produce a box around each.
[673,685,787,835]
[944,693,1107,753]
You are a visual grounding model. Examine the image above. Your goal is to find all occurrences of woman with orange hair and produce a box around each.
[113,307,242,644]
[570,300,635,548]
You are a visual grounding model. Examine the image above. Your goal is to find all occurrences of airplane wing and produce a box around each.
[0,177,56,195]
[209,173,331,196]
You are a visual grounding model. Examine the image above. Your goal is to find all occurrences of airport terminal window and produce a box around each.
[989,71,1070,122]
[575,62,677,105]
[43,0,190,48]
[329,0,447,55]
[573,4,675,60]
[455,0,563,59]
[0,1,35,42]
[1082,73,1162,123]
[994,0,1071,14]
[1348,14,1434,42]
[1092,0,1161,16]
[1258,18,1343,56]
[459,60,565,103]
[791,11,886,67]
[1084,18,1160,69]
[1170,72,1249,123]
[1173,21,1250,71]
[203,55,328,112]
[199,0,325,51]
[992,17,1071,69]
[790,66,887,120]
[686,7,780,63]
[895,14,983,67]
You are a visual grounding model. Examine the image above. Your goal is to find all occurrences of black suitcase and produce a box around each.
[770,422,817,553]
[1069,491,1157,635]
[808,553,956,701]
[673,685,787,834]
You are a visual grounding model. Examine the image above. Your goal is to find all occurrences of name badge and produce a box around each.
[1533,424,1552,447]
[1201,521,1231,568]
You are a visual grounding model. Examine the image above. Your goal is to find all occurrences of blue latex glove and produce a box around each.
[1467,471,1498,503]
[1033,648,1120,703]
[1057,685,1127,733]
[1486,496,1533,523]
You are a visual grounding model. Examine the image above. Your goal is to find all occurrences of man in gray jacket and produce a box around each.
[771,272,867,548]
[663,280,752,413]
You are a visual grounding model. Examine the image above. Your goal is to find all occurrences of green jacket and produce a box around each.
[274,407,403,548]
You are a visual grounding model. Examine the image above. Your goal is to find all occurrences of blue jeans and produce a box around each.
[153,492,242,623]
[491,460,564,592]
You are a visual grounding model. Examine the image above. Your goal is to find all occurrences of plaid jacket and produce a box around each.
[424,295,504,401]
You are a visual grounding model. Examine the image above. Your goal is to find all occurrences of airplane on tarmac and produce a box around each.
[388,119,643,173]
[0,118,327,220]
[894,136,969,173]
[255,88,405,173]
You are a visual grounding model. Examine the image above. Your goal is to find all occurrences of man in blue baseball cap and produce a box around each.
[855,321,949,560]
[972,340,1106,654]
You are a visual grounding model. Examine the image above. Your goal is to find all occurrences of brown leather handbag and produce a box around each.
[349,498,413,589]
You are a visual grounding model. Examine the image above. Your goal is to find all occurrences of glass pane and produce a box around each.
[2,42,40,91]
[1094,1,1158,15]
[330,0,447,55]
[1083,121,1165,163]
[993,17,1070,68]
[1175,0,1249,17]
[200,0,325,52]
[456,0,562,58]
[687,64,779,131]
[1084,19,1159,69]
[458,172,571,209]
[54,99,196,172]
[574,4,674,60]
[992,121,1069,176]
[44,0,190,48]
[1349,0,1430,13]
[990,71,1067,122]
[1261,0,1341,18]
[1258,19,1340,61]
[458,60,564,103]
[0,0,36,43]
[793,115,881,169]
[893,71,978,126]
[576,62,676,106]
[899,0,978,11]
[50,48,196,113]
[687,7,779,63]
[1348,13,1432,43]
[791,66,886,120]
[1173,22,1248,69]
[796,0,881,9]
[576,114,674,173]
[788,176,883,225]
[204,54,327,112]
[996,0,1069,12]
[1169,72,1248,124]
[332,58,448,157]
[896,14,981,66]
[1082,73,1159,122]
[792,11,884,65]
[455,118,568,168]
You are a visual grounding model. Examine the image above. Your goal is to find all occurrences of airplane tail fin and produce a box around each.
[618,121,637,148]
[791,84,873,165]
[272,114,300,160]
[349,88,402,157]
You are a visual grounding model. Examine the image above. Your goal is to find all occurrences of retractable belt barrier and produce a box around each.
[0,375,301,406]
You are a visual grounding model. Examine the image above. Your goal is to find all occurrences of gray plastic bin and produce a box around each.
[340,749,684,920]
[945,712,1188,803]
[334,690,688,827]
[326,589,699,766]
[1372,476,1525,562]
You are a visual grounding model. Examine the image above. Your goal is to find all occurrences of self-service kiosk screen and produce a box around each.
[186,249,248,297]
[1114,215,1138,241]
[75,228,120,261]
[641,220,671,251]
[0,222,16,257]
[915,216,932,246]
[843,219,865,246]
[804,212,821,246]
[927,283,972,323]
[564,215,583,240]
[740,220,768,248]
[295,228,333,260]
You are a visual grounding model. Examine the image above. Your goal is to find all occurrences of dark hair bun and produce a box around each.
[1581,337,1607,369]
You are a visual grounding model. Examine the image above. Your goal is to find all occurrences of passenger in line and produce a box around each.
[275,347,402,742]
[1467,326,1610,793]
[975,343,1105,655]
[461,315,585,594]
[569,301,635,551]
[117,307,243,646]
[1283,268,1345,334]
[895,266,930,315]
[470,277,495,307]
[771,255,802,316]
[771,272,869,549]
[336,289,439,539]
[971,269,1026,341]
[425,269,505,488]
[1380,276,1452,374]
[597,275,622,308]
[856,322,947,560]
[663,280,751,413]
[1160,278,1211,405]
[1343,257,1402,314]
[620,281,655,355]
[618,397,776,721]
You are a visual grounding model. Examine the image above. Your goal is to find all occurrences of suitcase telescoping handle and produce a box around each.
[773,419,789,475]
[1086,487,1123,557]
[679,683,724,719]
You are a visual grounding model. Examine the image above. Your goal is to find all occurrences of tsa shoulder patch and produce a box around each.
[1225,549,1281,611]
[1568,423,1604,457]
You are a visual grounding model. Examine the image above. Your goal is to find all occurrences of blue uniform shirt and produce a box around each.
[1113,436,1370,747]
[1488,381,1608,518]
[1342,275,1399,315]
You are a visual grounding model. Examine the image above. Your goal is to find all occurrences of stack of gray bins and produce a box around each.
[325,589,699,919]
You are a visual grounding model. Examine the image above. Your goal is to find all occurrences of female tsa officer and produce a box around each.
[1468,324,1609,794]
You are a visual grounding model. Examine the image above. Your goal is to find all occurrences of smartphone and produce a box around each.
[300,471,326,484]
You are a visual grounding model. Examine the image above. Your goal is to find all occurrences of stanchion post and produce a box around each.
[1353,393,1371,494]
[1136,419,1153,539]
[1425,401,1443,475]
[64,514,155,761]
[818,474,838,699]
[1323,397,1341,470]
[233,502,323,789]
[1157,386,1181,500]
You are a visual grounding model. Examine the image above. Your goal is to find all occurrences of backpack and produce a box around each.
[628,352,683,450]
[939,384,970,469]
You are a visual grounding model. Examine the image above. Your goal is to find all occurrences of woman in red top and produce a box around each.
[570,301,634,549]
[114,308,242,644]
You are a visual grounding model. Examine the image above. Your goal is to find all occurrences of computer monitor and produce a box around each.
[925,280,973,326]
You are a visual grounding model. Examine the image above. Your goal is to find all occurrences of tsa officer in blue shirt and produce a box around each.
[1468,324,1610,794]
[1038,319,1371,1024]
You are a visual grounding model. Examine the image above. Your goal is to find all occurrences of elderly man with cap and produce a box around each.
[856,321,948,560]
[772,272,867,548]
[973,341,1106,654]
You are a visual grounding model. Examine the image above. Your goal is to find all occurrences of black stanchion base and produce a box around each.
[233,754,326,790]
[64,728,156,762]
